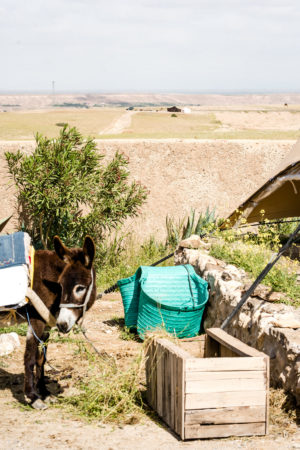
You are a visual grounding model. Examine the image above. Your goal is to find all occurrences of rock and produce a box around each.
[206,263,223,273]
[178,234,201,249]
[242,283,272,300]
[0,332,20,356]
[270,315,300,329]
[225,265,244,281]
[222,271,232,281]
[267,292,285,302]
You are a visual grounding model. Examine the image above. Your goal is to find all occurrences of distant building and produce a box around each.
[167,106,181,113]
[183,107,191,114]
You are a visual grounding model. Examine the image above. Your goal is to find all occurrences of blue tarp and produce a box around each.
[0,232,28,269]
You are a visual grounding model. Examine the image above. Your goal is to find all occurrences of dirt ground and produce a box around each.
[0,293,299,450]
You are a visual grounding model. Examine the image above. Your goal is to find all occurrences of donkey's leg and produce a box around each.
[36,327,51,398]
[24,318,47,408]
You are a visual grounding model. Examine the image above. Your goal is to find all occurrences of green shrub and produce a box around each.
[165,208,218,248]
[5,125,147,262]
[210,240,300,306]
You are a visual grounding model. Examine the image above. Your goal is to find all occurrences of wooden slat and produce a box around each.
[169,348,175,430]
[186,390,266,410]
[156,341,164,417]
[220,345,238,357]
[163,343,172,426]
[265,355,270,435]
[185,405,266,425]
[186,356,266,372]
[175,353,185,439]
[145,339,157,410]
[186,376,266,393]
[156,338,191,359]
[185,422,266,439]
[205,335,220,357]
[206,328,265,357]
[180,335,206,343]
[186,370,265,381]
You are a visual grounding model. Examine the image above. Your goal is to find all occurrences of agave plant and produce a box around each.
[182,207,217,239]
[165,214,187,248]
[166,207,218,249]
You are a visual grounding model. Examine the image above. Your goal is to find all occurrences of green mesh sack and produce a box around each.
[118,265,209,337]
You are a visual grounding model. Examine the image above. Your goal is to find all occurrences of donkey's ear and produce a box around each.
[53,236,72,263]
[82,235,95,269]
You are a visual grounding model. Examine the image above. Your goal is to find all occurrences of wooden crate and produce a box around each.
[145,328,269,440]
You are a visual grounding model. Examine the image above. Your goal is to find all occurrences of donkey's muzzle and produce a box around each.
[57,321,70,334]
[56,307,76,333]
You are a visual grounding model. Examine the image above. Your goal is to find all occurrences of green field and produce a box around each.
[1,108,300,140]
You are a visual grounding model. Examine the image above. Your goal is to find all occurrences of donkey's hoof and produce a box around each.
[31,398,48,410]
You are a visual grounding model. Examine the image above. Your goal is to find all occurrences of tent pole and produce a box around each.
[221,222,300,330]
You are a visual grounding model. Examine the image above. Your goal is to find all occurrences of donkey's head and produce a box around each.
[54,235,96,333]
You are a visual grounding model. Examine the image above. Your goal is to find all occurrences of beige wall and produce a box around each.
[0,139,295,239]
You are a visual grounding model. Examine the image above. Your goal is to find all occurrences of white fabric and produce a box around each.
[0,265,29,310]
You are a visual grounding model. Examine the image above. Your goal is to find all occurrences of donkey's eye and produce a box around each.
[75,285,86,294]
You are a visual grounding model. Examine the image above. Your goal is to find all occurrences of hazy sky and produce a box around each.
[0,0,299,93]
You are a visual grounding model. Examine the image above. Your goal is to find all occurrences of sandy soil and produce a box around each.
[215,111,300,131]
[1,294,299,450]
[0,139,295,238]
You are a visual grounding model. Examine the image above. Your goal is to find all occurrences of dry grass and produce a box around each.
[113,111,220,138]
[59,340,147,424]
[269,387,299,435]
[0,109,123,140]
[1,108,300,140]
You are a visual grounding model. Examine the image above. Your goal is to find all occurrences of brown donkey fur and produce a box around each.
[23,235,96,409]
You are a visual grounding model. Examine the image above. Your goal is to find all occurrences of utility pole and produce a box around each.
[52,80,56,106]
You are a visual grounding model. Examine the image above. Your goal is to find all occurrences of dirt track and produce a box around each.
[0,139,295,238]
[99,111,136,134]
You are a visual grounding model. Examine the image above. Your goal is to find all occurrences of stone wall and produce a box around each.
[175,236,300,404]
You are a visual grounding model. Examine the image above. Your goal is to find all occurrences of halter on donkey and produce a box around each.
[0,232,97,409]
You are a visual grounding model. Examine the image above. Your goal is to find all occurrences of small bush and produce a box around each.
[165,208,218,248]
[210,240,300,306]
[171,113,177,117]
[5,125,147,262]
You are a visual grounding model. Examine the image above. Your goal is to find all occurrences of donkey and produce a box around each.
[22,235,96,409]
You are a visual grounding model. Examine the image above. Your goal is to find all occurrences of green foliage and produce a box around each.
[210,240,300,307]
[165,208,218,248]
[97,235,170,291]
[183,207,217,238]
[5,125,147,257]
[165,215,186,248]
[171,113,177,117]
[0,322,28,336]
[120,326,138,341]
[253,219,300,249]
[54,102,89,108]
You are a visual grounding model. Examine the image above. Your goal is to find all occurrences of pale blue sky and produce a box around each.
[0,0,299,92]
